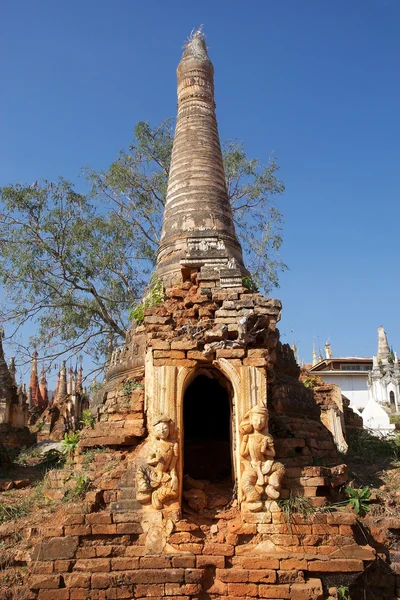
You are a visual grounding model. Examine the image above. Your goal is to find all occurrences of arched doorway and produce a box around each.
[390,391,396,413]
[183,372,232,483]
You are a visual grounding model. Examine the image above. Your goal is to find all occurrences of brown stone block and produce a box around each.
[112,557,139,570]
[144,316,171,325]
[307,558,363,572]
[196,555,225,568]
[172,555,196,568]
[32,536,78,561]
[64,514,84,526]
[95,546,113,558]
[124,546,146,557]
[232,557,280,570]
[187,294,209,304]
[176,543,202,554]
[135,584,164,597]
[171,340,198,350]
[277,570,305,584]
[228,583,258,596]
[242,511,272,524]
[29,574,61,589]
[70,590,91,600]
[300,477,326,486]
[76,547,96,558]
[327,512,357,525]
[216,348,245,358]
[216,568,249,583]
[280,559,307,570]
[225,532,238,545]
[112,512,141,523]
[168,532,202,545]
[153,359,197,367]
[153,350,185,359]
[74,558,110,572]
[126,568,185,584]
[164,582,202,595]
[91,524,117,535]
[92,573,114,589]
[290,579,323,600]
[203,543,234,556]
[242,357,267,366]
[115,588,134,599]
[302,535,325,547]
[41,526,65,537]
[31,561,54,574]
[148,340,171,349]
[186,350,211,361]
[54,560,73,572]
[270,534,300,546]
[116,522,141,534]
[64,573,91,588]
[38,591,69,600]
[248,570,276,583]
[64,525,91,536]
[317,546,337,555]
[312,525,337,535]
[139,556,171,569]
[329,544,376,560]
[339,525,354,535]
[184,568,203,583]
[258,584,290,598]
[257,524,289,534]
[86,512,112,525]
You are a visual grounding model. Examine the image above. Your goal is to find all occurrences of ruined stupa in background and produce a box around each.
[30,31,378,600]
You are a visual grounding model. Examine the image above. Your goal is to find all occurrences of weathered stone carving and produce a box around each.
[239,405,285,512]
[136,415,179,510]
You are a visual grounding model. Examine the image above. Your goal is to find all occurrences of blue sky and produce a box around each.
[1,0,399,380]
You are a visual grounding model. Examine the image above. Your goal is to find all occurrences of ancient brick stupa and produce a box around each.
[31,31,377,600]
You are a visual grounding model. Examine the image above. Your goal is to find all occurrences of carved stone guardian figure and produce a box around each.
[239,405,285,512]
[136,415,179,510]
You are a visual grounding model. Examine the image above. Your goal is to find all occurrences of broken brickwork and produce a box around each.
[27,30,385,600]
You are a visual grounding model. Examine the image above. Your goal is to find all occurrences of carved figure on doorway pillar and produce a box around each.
[240,405,285,512]
[136,415,179,510]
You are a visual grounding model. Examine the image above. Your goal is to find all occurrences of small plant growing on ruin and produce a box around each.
[122,379,144,396]
[278,493,318,521]
[337,585,351,600]
[80,409,95,429]
[302,376,320,389]
[82,449,94,468]
[65,474,90,500]
[61,432,80,458]
[343,485,371,516]
[242,276,257,292]
[129,274,165,325]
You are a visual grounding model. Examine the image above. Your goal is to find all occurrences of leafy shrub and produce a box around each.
[61,432,80,458]
[242,276,257,292]
[80,409,95,428]
[122,379,144,396]
[343,485,371,516]
[337,586,351,600]
[129,274,164,325]
[64,474,90,500]
[302,376,320,390]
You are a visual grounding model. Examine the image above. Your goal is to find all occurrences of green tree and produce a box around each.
[0,119,285,370]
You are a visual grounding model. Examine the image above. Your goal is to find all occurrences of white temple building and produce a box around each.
[310,327,400,436]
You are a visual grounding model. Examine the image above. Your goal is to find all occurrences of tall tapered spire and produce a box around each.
[377,325,391,360]
[156,30,248,287]
[30,348,45,411]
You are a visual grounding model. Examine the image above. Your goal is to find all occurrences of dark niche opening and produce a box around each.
[183,373,232,482]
